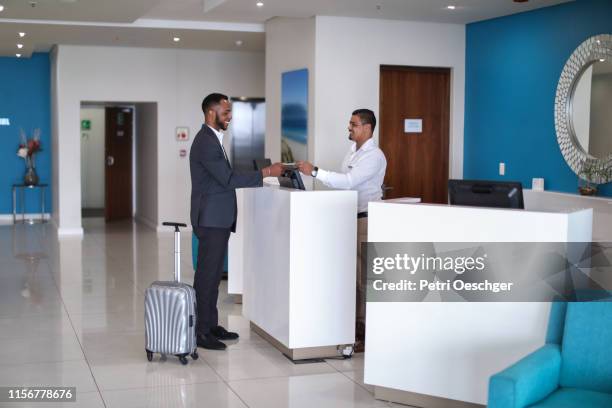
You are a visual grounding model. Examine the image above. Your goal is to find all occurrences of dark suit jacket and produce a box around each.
[190,124,263,231]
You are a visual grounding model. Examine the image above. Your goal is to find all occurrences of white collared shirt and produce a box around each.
[207,124,224,145]
[207,124,230,162]
[316,138,387,213]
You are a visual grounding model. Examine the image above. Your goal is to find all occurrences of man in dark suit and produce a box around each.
[190,93,283,350]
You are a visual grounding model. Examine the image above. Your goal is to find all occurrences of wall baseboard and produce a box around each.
[57,227,84,237]
[46,217,83,238]
[134,215,157,231]
[0,213,51,224]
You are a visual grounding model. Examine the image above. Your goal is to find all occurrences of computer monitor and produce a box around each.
[253,158,272,171]
[278,168,306,190]
[448,179,524,209]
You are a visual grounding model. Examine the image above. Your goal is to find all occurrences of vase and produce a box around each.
[24,156,39,186]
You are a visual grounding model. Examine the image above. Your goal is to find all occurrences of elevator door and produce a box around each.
[231,99,266,171]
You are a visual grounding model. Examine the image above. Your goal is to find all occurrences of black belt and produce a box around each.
[357,212,368,219]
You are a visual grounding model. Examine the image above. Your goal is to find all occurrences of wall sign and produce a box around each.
[81,120,91,130]
[176,127,189,141]
[404,119,423,133]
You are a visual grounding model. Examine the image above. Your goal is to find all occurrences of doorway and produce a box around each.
[379,65,451,204]
[80,106,105,218]
[80,104,135,222]
[105,107,133,221]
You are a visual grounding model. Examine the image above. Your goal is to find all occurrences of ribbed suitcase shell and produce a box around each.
[144,281,197,356]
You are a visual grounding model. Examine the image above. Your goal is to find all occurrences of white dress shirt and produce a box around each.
[207,124,224,145]
[316,138,387,213]
[207,124,229,162]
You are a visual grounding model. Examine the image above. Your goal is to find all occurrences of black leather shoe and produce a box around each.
[197,333,227,350]
[210,325,239,340]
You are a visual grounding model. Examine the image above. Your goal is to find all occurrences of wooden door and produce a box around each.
[105,107,133,221]
[379,66,450,204]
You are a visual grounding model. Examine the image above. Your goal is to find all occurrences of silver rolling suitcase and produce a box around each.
[145,222,199,365]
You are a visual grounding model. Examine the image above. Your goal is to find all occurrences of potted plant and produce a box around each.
[17,129,42,186]
[577,161,611,196]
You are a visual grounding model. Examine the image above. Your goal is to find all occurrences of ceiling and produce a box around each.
[0,20,265,56]
[0,0,573,57]
[0,0,160,23]
[146,0,572,24]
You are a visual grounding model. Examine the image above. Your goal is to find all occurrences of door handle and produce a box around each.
[106,156,115,166]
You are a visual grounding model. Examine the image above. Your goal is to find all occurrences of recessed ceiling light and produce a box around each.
[0,5,4,12]
[17,44,23,49]
[256,1,264,7]
[173,37,180,42]
[446,5,456,10]
[600,59,606,62]
[16,53,21,58]
[19,32,26,38]
[235,40,243,47]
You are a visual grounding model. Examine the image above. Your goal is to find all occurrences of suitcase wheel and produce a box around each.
[178,355,189,365]
[191,351,199,360]
[146,350,153,362]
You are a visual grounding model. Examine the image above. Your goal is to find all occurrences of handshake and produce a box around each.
[261,161,316,178]
[261,162,285,178]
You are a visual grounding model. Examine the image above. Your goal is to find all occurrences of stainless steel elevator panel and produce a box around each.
[231,100,266,171]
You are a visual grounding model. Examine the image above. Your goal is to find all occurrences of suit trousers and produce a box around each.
[193,226,231,335]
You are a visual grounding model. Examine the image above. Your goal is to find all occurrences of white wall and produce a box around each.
[264,17,465,178]
[52,45,265,234]
[50,46,60,229]
[265,17,316,162]
[134,103,158,228]
[313,16,465,177]
[80,107,105,209]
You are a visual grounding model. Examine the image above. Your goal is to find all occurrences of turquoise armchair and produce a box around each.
[191,233,228,272]
[488,301,612,407]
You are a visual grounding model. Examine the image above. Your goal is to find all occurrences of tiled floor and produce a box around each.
[0,220,404,408]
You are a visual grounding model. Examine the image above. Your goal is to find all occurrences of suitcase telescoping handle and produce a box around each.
[162,222,187,282]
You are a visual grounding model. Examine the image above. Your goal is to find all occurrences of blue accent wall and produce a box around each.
[465,0,612,197]
[0,53,51,214]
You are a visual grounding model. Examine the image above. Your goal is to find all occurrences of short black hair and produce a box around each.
[352,109,376,132]
[202,93,229,114]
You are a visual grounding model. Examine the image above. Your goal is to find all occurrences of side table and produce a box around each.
[12,184,48,224]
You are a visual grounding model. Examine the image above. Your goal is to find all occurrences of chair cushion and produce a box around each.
[560,302,612,393]
[192,233,228,272]
[528,388,612,408]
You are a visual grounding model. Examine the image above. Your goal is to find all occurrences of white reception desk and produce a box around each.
[364,202,593,407]
[238,185,358,360]
[524,189,612,241]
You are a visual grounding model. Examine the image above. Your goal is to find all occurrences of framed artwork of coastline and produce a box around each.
[281,68,308,162]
